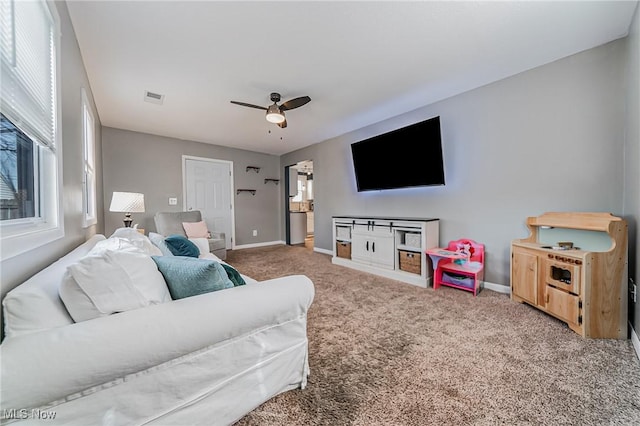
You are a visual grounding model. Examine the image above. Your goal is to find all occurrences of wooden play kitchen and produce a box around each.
[510,212,628,339]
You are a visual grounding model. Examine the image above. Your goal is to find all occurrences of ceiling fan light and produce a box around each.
[265,104,285,123]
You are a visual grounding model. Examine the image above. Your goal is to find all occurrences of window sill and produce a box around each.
[0,223,64,260]
[82,217,97,229]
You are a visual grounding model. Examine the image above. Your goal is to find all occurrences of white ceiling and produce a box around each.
[66,0,638,156]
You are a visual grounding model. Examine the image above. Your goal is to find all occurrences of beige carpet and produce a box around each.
[228,245,640,426]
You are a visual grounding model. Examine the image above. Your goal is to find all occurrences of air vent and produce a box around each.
[143,90,164,105]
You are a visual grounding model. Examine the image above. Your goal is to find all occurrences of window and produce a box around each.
[82,88,96,227]
[0,114,37,220]
[0,0,63,259]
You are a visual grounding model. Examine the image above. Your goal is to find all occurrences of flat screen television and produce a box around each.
[350,115,445,192]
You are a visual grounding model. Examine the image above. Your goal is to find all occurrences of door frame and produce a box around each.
[284,164,292,245]
[182,155,236,249]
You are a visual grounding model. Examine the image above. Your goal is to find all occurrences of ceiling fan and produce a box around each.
[230,92,311,128]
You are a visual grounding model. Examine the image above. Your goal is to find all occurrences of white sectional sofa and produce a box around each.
[0,232,314,425]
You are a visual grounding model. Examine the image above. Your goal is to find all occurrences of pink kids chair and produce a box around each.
[434,239,485,296]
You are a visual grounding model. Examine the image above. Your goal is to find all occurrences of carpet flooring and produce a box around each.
[228,245,640,426]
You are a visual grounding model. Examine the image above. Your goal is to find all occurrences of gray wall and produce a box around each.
[623,5,639,342]
[0,1,103,299]
[282,39,628,290]
[101,128,282,246]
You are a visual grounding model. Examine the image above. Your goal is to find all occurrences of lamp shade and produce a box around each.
[265,104,285,124]
[109,192,145,213]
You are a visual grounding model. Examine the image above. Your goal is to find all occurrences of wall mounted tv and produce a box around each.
[351,115,445,192]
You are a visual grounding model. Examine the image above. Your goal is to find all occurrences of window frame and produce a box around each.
[81,87,97,228]
[0,0,64,260]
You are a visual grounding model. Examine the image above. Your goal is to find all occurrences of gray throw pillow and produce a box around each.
[148,232,174,257]
[151,256,234,300]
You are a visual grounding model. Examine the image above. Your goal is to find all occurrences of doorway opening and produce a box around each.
[285,160,313,250]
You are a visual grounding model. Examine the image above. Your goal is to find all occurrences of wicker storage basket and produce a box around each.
[399,250,421,274]
[336,241,352,259]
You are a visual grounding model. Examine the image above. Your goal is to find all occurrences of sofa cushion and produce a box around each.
[59,251,171,323]
[149,232,175,257]
[165,235,200,258]
[151,256,234,299]
[182,220,209,238]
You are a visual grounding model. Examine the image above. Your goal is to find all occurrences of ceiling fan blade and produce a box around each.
[230,101,267,110]
[280,96,311,111]
[277,119,288,129]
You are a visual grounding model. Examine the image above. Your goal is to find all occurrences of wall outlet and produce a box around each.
[252,230,258,237]
[168,197,177,206]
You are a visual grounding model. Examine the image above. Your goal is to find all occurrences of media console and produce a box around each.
[332,216,439,288]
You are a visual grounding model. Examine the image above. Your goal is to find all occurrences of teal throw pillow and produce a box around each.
[165,234,200,258]
[221,263,246,287]
[152,256,234,299]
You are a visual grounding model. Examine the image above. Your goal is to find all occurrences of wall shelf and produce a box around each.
[246,166,261,173]
[236,189,256,196]
[264,178,280,185]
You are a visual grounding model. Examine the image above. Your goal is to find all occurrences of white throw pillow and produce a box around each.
[89,237,146,256]
[109,227,163,256]
[59,251,171,323]
[189,237,211,257]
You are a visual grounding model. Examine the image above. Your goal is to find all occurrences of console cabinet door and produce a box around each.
[351,231,371,264]
[370,233,394,270]
[351,229,394,269]
[512,249,538,305]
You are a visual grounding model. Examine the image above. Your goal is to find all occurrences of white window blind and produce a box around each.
[0,0,56,151]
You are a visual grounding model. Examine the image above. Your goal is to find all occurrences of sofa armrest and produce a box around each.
[0,275,314,410]
[210,231,224,240]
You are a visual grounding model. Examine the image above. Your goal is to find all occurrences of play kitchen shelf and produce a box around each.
[332,216,439,288]
[510,212,628,338]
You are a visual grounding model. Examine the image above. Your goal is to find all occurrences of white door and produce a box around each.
[184,157,233,248]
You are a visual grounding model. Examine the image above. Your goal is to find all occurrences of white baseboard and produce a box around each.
[483,281,511,294]
[233,240,285,250]
[631,322,640,361]
[314,247,332,255]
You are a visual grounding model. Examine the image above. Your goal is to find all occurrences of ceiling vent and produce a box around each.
[144,90,164,105]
